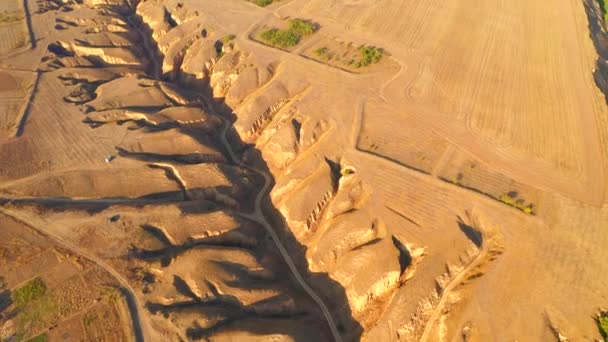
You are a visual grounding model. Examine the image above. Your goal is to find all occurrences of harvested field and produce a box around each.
[0,99,23,137]
[302,0,607,205]
[0,69,36,139]
[356,101,450,174]
[0,22,28,53]
[437,150,542,214]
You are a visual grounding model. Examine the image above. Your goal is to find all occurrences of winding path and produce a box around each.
[126,1,342,338]
[218,123,343,342]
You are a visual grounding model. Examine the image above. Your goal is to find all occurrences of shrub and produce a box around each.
[314,47,331,60]
[288,19,315,36]
[314,47,328,56]
[254,0,274,6]
[355,46,384,68]
[499,193,535,215]
[83,312,97,327]
[598,0,608,23]
[28,333,48,342]
[341,167,356,176]
[222,34,236,43]
[261,29,299,48]
[12,278,46,307]
[499,193,516,206]
[260,19,316,48]
[598,312,608,341]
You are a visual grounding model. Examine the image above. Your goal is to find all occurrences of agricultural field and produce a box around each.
[356,101,450,174]
[0,69,36,139]
[437,150,542,215]
[302,36,397,73]
[301,0,606,204]
[0,214,133,341]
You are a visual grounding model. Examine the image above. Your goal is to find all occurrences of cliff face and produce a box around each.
[129,2,408,339]
[24,0,403,340]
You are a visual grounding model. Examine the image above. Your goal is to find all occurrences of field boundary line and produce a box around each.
[12,69,39,137]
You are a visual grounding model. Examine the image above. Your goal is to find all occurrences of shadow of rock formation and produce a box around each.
[583,0,608,102]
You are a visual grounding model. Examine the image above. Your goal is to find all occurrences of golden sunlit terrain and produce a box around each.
[0,0,607,341]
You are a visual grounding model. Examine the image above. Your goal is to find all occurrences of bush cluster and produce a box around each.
[355,46,384,68]
[29,333,48,342]
[499,193,534,215]
[260,19,316,48]
[222,34,236,44]
[253,0,274,6]
[12,277,47,307]
[599,0,608,23]
[598,312,608,341]
[313,47,330,60]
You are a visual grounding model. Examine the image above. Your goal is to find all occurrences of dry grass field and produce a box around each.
[0,0,606,341]
[356,100,450,174]
[0,0,28,54]
[300,0,607,205]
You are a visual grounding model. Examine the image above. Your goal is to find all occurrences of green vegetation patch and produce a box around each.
[27,333,48,342]
[354,46,384,68]
[222,34,236,44]
[499,192,535,215]
[260,19,317,49]
[13,278,46,307]
[16,295,57,341]
[314,47,330,60]
[598,312,608,341]
[598,0,608,23]
[288,19,316,36]
[251,0,274,6]
[83,312,98,327]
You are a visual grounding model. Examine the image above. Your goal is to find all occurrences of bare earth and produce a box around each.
[0,0,607,341]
